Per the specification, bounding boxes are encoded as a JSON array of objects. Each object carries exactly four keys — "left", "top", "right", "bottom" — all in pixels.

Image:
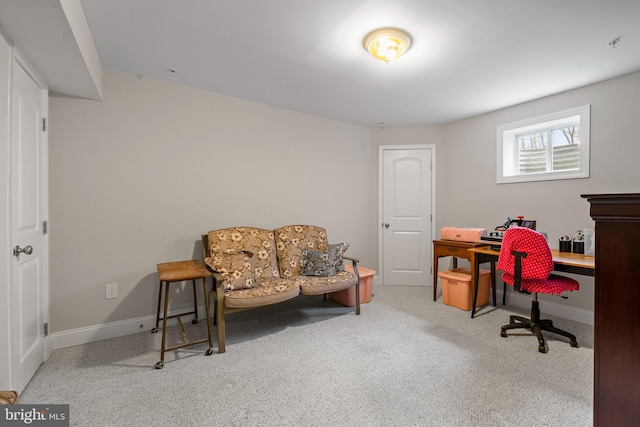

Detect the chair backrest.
[{"left": 497, "top": 227, "right": 553, "bottom": 280}]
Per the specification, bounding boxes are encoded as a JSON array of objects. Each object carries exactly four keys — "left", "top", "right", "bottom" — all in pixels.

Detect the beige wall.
[
  {"left": 49, "top": 67, "right": 640, "bottom": 334},
  {"left": 442, "top": 72, "right": 640, "bottom": 234},
  {"left": 439, "top": 71, "right": 640, "bottom": 312},
  {"left": 49, "top": 70, "right": 377, "bottom": 332},
  {"left": 370, "top": 126, "right": 447, "bottom": 234},
  {"left": 372, "top": 72, "right": 640, "bottom": 314}
]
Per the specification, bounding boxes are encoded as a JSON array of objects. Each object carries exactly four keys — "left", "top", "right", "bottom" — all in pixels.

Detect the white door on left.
[{"left": 11, "top": 59, "right": 48, "bottom": 393}]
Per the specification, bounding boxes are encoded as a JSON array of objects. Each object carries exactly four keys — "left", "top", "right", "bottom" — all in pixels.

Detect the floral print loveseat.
[{"left": 201, "top": 225, "right": 361, "bottom": 353}]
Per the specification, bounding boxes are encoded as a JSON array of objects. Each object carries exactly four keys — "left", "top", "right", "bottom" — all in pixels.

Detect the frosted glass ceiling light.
[{"left": 363, "top": 28, "right": 412, "bottom": 63}]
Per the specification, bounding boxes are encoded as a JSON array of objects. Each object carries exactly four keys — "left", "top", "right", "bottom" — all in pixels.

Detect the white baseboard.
[
  {"left": 51, "top": 286, "right": 593, "bottom": 351},
  {"left": 496, "top": 290, "right": 594, "bottom": 326},
  {"left": 51, "top": 306, "right": 209, "bottom": 350},
  {"left": 373, "top": 280, "right": 593, "bottom": 326}
]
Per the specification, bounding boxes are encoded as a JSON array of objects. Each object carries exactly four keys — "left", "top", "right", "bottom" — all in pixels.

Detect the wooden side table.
[
  {"left": 432, "top": 240, "right": 491, "bottom": 302},
  {"left": 152, "top": 260, "right": 214, "bottom": 369}
]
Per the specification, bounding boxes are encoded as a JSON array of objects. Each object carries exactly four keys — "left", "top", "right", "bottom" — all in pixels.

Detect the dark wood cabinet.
[{"left": 582, "top": 193, "right": 640, "bottom": 427}]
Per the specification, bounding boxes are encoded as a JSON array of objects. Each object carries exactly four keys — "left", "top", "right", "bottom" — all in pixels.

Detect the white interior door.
[
  {"left": 380, "top": 146, "right": 435, "bottom": 285},
  {"left": 11, "top": 58, "right": 48, "bottom": 393}
]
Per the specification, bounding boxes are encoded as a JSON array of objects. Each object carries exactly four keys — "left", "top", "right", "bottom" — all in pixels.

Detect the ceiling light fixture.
[{"left": 363, "top": 28, "right": 412, "bottom": 64}]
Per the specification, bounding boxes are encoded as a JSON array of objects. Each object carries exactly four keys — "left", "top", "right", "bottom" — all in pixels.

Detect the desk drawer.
[{"left": 435, "top": 244, "right": 473, "bottom": 260}]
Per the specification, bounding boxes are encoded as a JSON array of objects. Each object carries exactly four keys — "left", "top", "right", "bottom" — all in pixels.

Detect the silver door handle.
[{"left": 13, "top": 245, "right": 33, "bottom": 257}]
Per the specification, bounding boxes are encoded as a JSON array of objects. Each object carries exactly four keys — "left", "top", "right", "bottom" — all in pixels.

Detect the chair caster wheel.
[
  {"left": 500, "top": 330, "right": 507, "bottom": 338},
  {"left": 155, "top": 361, "right": 164, "bottom": 369},
  {"left": 192, "top": 319, "right": 198, "bottom": 324},
  {"left": 538, "top": 345, "right": 547, "bottom": 353},
  {"left": 205, "top": 348, "right": 214, "bottom": 356},
  {"left": 151, "top": 327, "right": 158, "bottom": 333},
  {"left": 570, "top": 340, "right": 578, "bottom": 348}
]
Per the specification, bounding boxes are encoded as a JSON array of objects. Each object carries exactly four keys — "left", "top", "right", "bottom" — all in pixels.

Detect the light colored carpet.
[{"left": 20, "top": 285, "right": 593, "bottom": 427}]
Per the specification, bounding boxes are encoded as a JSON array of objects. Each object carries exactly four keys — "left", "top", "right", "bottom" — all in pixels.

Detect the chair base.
[{"left": 500, "top": 300, "right": 578, "bottom": 353}]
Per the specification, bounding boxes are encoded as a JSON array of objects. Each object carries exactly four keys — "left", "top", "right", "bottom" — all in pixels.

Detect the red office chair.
[{"left": 497, "top": 227, "right": 579, "bottom": 353}]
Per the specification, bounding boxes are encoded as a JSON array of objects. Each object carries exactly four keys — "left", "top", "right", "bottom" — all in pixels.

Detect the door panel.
[
  {"left": 381, "top": 147, "right": 434, "bottom": 285},
  {"left": 391, "top": 232, "right": 421, "bottom": 270}
]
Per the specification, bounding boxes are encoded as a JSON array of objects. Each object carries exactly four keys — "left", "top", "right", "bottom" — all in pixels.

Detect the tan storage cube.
[
  {"left": 438, "top": 267, "right": 490, "bottom": 311},
  {"left": 329, "top": 265, "right": 375, "bottom": 307}
]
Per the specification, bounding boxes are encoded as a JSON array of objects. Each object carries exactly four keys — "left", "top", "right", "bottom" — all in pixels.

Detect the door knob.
[
  {"left": 13, "top": 245, "right": 33, "bottom": 257},
  {"left": 384, "top": 223, "right": 390, "bottom": 229}
]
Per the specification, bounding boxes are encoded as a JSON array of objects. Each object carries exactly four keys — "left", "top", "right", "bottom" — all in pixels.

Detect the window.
[{"left": 497, "top": 105, "right": 590, "bottom": 184}]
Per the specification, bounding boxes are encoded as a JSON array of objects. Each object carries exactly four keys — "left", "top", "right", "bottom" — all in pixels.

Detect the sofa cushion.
[
  {"left": 298, "top": 270, "right": 358, "bottom": 296},
  {"left": 205, "top": 251, "right": 255, "bottom": 291},
  {"left": 222, "top": 278, "right": 301, "bottom": 308},
  {"left": 274, "top": 225, "right": 329, "bottom": 277},
  {"left": 208, "top": 227, "right": 280, "bottom": 282}
]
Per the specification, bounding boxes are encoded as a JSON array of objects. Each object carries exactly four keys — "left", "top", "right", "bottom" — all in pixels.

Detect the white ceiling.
[
  {"left": 0, "top": 0, "right": 103, "bottom": 100},
  {"left": 3, "top": 0, "right": 640, "bottom": 127}
]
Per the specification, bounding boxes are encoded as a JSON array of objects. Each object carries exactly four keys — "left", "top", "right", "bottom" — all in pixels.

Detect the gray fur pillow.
[{"left": 299, "top": 243, "right": 349, "bottom": 276}]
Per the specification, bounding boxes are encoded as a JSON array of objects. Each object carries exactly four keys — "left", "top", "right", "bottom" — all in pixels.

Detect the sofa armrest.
[
  {"left": 202, "top": 234, "right": 228, "bottom": 296},
  {"left": 343, "top": 255, "right": 359, "bottom": 264},
  {"left": 343, "top": 256, "right": 360, "bottom": 281},
  {"left": 203, "top": 258, "right": 225, "bottom": 290},
  {"left": 203, "top": 266, "right": 228, "bottom": 353},
  {"left": 201, "top": 234, "right": 210, "bottom": 259},
  {"left": 203, "top": 266, "right": 225, "bottom": 292},
  {"left": 343, "top": 256, "right": 361, "bottom": 315}
]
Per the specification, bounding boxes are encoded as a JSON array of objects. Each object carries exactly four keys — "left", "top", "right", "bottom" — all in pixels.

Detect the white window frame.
[{"left": 497, "top": 105, "right": 590, "bottom": 184}]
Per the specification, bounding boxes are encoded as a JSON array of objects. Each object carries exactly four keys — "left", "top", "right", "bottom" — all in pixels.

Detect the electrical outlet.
[{"left": 105, "top": 283, "right": 118, "bottom": 299}]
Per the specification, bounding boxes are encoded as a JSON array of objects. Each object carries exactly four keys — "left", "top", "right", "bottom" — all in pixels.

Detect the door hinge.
[
  {"left": 43, "top": 220, "right": 48, "bottom": 235},
  {"left": 44, "top": 322, "right": 49, "bottom": 337},
  {"left": 42, "top": 118, "right": 47, "bottom": 132}
]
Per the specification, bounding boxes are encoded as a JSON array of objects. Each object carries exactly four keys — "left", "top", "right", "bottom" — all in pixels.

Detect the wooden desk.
[
  {"left": 550, "top": 250, "right": 595, "bottom": 276},
  {"left": 432, "top": 240, "right": 493, "bottom": 303},
  {"left": 468, "top": 247, "right": 594, "bottom": 318}
]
